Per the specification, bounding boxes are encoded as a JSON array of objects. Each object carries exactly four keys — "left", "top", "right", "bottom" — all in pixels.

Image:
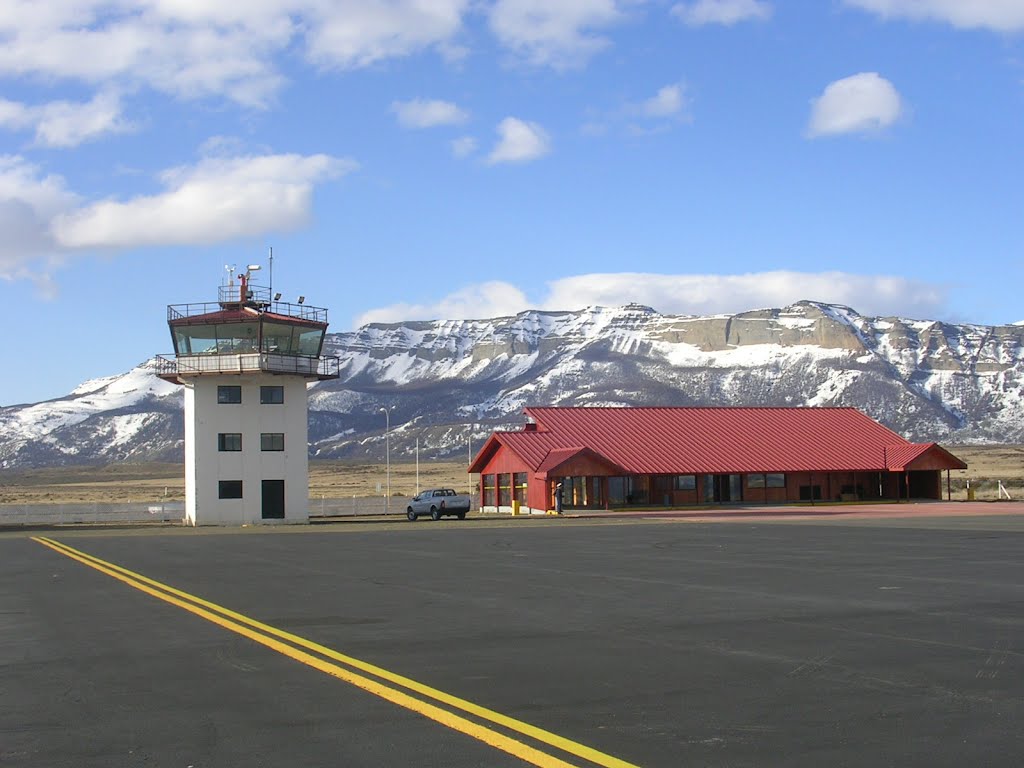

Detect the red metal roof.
[
  {"left": 169, "top": 307, "right": 325, "bottom": 328},
  {"left": 536, "top": 446, "right": 588, "bottom": 474},
  {"left": 471, "top": 407, "right": 963, "bottom": 475},
  {"left": 884, "top": 442, "right": 968, "bottom": 471},
  {"left": 534, "top": 446, "right": 629, "bottom": 475}
]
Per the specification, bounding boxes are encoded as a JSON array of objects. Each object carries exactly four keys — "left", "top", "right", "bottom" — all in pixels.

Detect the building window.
[
  {"left": 608, "top": 476, "right": 634, "bottom": 505},
  {"left": 513, "top": 472, "right": 528, "bottom": 504},
  {"left": 260, "top": 385, "right": 284, "bottom": 404},
  {"left": 749, "top": 473, "right": 786, "bottom": 489},
  {"left": 482, "top": 474, "right": 496, "bottom": 506},
  {"left": 218, "top": 480, "right": 243, "bottom": 499},
  {"left": 217, "top": 385, "right": 242, "bottom": 404},
  {"left": 673, "top": 474, "right": 696, "bottom": 491},
  {"left": 261, "top": 433, "right": 285, "bottom": 451},
  {"left": 498, "top": 474, "right": 512, "bottom": 506},
  {"left": 218, "top": 433, "right": 242, "bottom": 452}
]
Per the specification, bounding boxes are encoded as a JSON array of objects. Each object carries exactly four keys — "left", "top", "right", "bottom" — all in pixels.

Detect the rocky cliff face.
[{"left": 2, "top": 301, "right": 1021, "bottom": 468}]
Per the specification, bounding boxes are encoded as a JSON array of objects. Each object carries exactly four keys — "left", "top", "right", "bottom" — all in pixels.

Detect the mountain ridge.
[{"left": 2, "top": 300, "right": 1021, "bottom": 468}]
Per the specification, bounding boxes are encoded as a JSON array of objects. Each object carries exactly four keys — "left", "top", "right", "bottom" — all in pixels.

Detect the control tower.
[{"left": 157, "top": 265, "right": 339, "bottom": 526}]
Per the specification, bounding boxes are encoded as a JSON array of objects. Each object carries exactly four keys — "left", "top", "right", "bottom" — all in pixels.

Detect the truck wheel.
[
  {"left": 457, "top": 512, "right": 466, "bottom": 520},
  {"left": 407, "top": 508, "right": 417, "bottom": 521},
  {"left": 430, "top": 506, "right": 441, "bottom": 521}
]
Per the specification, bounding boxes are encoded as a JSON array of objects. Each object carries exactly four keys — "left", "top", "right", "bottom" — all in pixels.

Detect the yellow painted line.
[{"left": 33, "top": 537, "right": 640, "bottom": 768}]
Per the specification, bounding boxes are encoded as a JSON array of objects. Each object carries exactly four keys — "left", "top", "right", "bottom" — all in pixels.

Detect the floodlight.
[
  {"left": 297, "top": 296, "right": 305, "bottom": 304},
  {"left": 273, "top": 292, "right": 281, "bottom": 301},
  {"left": 247, "top": 264, "right": 261, "bottom": 271}
]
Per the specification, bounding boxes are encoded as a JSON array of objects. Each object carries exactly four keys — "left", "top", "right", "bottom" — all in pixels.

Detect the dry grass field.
[
  {"left": 0, "top": 447, "right": 1021, "bottom": 505},
  {"left": 0, "top": 460, "right": 471, "bottom": 505}
]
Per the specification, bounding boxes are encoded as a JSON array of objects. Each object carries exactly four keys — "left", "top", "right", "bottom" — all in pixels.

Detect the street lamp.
[
  {"left": 380, "top": 407, "right": 391, "bottom": 514},
  {"left": 467, "top": 423, "right": 475, "bottom": 495}
]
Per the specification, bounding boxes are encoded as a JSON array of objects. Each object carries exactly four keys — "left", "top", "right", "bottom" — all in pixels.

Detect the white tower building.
[{"left": 157, "top": 267, "right": 338, "bottom": 525}]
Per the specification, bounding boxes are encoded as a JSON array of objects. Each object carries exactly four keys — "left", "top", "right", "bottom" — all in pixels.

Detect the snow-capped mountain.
[{"left": 2, "top": 301, "right": 1022, "bottom": 468}]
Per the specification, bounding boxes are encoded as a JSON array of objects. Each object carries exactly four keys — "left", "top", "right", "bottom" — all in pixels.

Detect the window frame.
[
  {"left": 513, "top": 472, "right": 528, "bottom": 504},
  {"left": 749, "top": 473, "right": 786, "bottom": 489},
  {"left": 497, "top": 474, "right": 512, "bottom": 506},
  {"left": 260, "top": 433, "right": 285, "bottom": 452},
  {"left": 673, "top": 474, "right": 697, "bottom": 491},
  {"left": 217, "top": 433, "right": 242, "bottom": 452},
  {"left": 217, "top": 385, "right": 242, "bottom": 404},
  {"left": 260, "top": 385, "right": 285, "bottom": 404},
  {"left": 218, "top": 480, "right": 243, "bottom": 499},
  {"left": 482, "top": 474, "right": 496, "bottom": 506}
]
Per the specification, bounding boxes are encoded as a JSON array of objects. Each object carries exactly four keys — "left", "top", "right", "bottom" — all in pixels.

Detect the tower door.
[{"left": 262, "top": 480, "right": 285, "bottom": 519}]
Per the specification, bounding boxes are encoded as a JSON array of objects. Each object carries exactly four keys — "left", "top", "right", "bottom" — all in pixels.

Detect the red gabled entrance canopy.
[{"left": 884, "top": 443, "right": 967, "bottom": 472}]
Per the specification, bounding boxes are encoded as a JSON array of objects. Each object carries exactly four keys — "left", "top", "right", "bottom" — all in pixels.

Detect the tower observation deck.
[{"left": 156, "top": 276, "right": 339, "bottom": 381}]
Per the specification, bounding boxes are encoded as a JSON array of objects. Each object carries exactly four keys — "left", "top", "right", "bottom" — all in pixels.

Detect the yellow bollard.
[{"left": 511, "top": 500, "right": 520, "bottom": 516}]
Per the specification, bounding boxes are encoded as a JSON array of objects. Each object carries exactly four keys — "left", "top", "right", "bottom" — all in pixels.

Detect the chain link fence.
[
  {"left": 1, "top": 494, "right": 481, "bottom": 526},
  {"left": 0, "top": 502, "right": 187, "bottom": 527}
]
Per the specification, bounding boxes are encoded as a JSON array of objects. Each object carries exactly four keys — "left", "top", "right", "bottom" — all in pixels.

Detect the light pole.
[
  {"left": 380, "top": 407, "right": 391, "bottom": 514},
  {"left": 467, "top": 423, "right": 475, "bottom": 495}
]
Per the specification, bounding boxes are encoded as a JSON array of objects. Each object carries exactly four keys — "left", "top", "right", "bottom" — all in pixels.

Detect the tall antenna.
[{"left": 269, "top": 246, "right": 274, "bottom": 301}]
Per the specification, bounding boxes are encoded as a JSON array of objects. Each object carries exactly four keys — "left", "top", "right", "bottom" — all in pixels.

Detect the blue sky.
[{"left": 1, "top": 0, "right": 1023, "bottom": 406}]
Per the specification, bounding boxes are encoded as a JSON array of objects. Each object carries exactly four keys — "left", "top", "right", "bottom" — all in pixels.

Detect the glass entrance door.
[{"left": 704, "top": 474, "right": 743, "bottom": 503}]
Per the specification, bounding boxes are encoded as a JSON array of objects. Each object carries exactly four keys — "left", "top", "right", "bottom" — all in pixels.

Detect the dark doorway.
[
  {"left": 262, "top": 479, "right": 285, "bottom": 519},
  {"left": 906, "top": 471, "right": 940, "bottom": 500}
]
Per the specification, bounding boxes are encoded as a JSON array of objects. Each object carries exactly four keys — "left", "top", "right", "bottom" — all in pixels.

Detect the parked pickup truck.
[{"left": 406, "top": 488, "right": 472, "bottom": 521}]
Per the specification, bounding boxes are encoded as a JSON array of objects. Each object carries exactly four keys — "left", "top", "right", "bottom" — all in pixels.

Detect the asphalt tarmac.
[{"left": 3, "top": 512, "right": 1023, "bottom": 767}]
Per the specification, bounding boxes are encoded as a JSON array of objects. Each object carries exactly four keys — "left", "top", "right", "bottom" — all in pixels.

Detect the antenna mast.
[{"left": 269, "top": 246, "right": 274, "bottom": 302}]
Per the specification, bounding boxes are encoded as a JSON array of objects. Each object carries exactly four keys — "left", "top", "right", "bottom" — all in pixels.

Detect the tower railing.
[
  {"left": 155, "top": 353, "right": 340, "bottom": 380},
  {"left": 168, "top": 298, "right": 328, "bottom": 324}
]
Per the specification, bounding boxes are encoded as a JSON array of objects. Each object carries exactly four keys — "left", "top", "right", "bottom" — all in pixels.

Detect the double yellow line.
[{"left": 33, "top": 536, "right": 640, "bottom": 768}]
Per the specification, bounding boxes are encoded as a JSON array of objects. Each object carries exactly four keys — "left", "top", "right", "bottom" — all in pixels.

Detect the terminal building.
[
  {"left": 468, "top": 406, "right": 967, "bottom": 514},
  {"left": 157, "top": 266, "right": 338, "bottom": 525}
]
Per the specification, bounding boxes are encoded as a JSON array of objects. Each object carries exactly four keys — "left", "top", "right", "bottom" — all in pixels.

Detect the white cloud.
[
  {"left": 0, "top": 156, "right": 80, "bottom": 280},
  {"left": 451, "top": 136, "right": 478, "bottom": 158},
  {"left": 0, "top": 3, "right": 288, "bottom": 107},
  {"left": 304, "top": 1, "right": 469, "bottom": 70},
  {"left": 540, "top": 272, "right": 946, "bottom": 318},
  {"left": 486, "top": 117, "right": 551, "bottom": 164},
  {"left": 844, "top": 0, "right": 1024, "bottom": 32},
  {"left": 640, "top": 83, "right": 688, "bottom": 118},
  {"left": 489, "top": 0, "right": 630, "bottom": 69},
  {"left": 355, "top": 270, "right": 950, "bottom": 325},
  {"left": 807, "top": 72, "right": 904, "bottom": 137},
  {"left": 51, "top": 152, "right": 356, "bottom": 249},
  {"left": 391, "top": 98, "right": 469, "bottom": 128},
  {"left": 355, "top": 281, "right": 531, "bottom": 325},
  {"left": 672, "top": 0, "right": 773, "bottom": 26},
  {"left": 0, "top": 2, "right": 470, "bottom": 107},
  {"left": 0, "top": 91, "right": 133, "bottom": 148}
]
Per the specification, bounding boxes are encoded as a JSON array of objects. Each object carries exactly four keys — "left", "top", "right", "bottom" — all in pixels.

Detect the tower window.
[
  {"left": 217, "top": 385, "right": 242, "bottom": 404},
  {"left": 260, "top": 385, "right": 284, "bottom": 404},
  {"left": 261, "top": 433, "right": 285, "bottom": 451},
  {"left": 218, "top": 480, "right": 243, "bottom": 499},
  {"left": 218, "top": 433, "right": 242, "bottom": 452}
]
